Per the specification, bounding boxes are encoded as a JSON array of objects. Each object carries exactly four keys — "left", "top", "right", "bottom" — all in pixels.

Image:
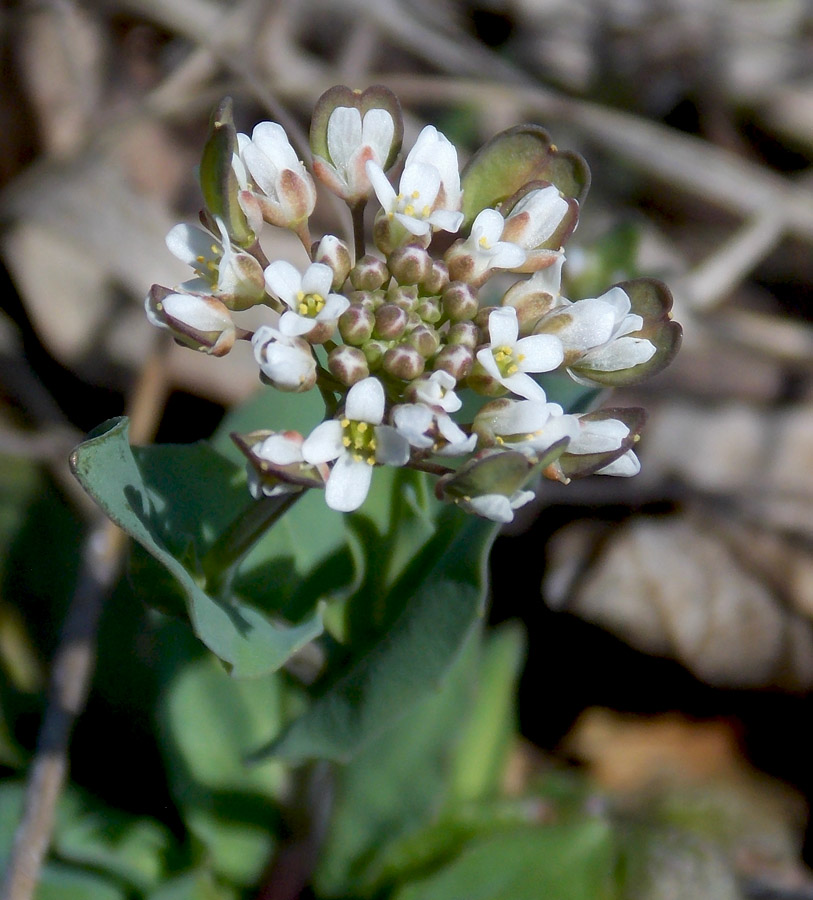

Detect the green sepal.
[
  {"left": 199, "top": 97, "right": 254, "bottom": 248},
  {"left": 461, "top": 125, "right": 590, "bottom": 230},
  {"left": 310, "top": 84, "right": 403, "bottom": 170},
  {"left": 568, "top": 278, "right": 682, "bottom": 387}
]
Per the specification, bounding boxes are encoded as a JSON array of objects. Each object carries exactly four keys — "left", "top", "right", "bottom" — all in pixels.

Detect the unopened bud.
[
  {"left": 374, "top": 303, "right": 408, "bottom": 340},
  {"left": 388, "top": 244, "right": 432, "bottom": 285},
  {"left": 474, "top": 306, "right": 499, "bottom": 331},
  {"left": 146, "top": 286, "right": 236, "bottom": 356},
  {"left": 383, "top": 344, "right": 425, "bottom": 381},
  {"left": 424, "top": 260, "right": 449, "bottom": 294},
  {"left": 415, "top": 296, "right": 442, "bottom": 324},
  {"left": 406, "top": 324, "right": 441, "bottom": 357},
  {"left": 313, "top": 234, "right": 352, "bottom": 290},
  {"left": 346, "top": 289, "right": 384, "bottom": 310},
  {"left": 350, "top": 254, "right": 389, "bottom": 291},
  {"left": 374, "top": 212, "right": 430, "bottom": 256},
  {"left": 386, "top": 283, "right": 419, "bottom": 310},
  {"left": 432, "top": 344, "right": 474, "bottom": 382},
  {"left": 466, "top": 357, "right": 508, "bottom": 397},
  {"left": 339, "top": 304, "right": 375, "bottom": 345},
  {"left": 363, "top": 339, "right": 389, "bottom": 370},
  {"left": 328, "top": 345, "right": 370, "bottom": 386},
  {"left": 447, "top": 321, "right": 480, "bottom": 349},
  {"left": 442, "top": 282, "right": 478, "bottom": 322}
]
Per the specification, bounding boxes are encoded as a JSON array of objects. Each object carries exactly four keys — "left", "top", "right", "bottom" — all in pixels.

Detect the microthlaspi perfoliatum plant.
[{"left": 71, "top": 84, "right": 680, "bottom": 767}]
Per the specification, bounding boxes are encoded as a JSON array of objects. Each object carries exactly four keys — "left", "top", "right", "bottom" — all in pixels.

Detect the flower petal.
[
  {"left": 327, "top": 107, "right": 362, "bottom": 170},
  {"left": 366, "top": 161, "right": 397, "bottom": 210},
  {"left": 301, "top": 262, "right": 334, "bottom": 298},
  {"left": 264, "top": 260, "right": 302, "bottom": 308},
  {"left": 578, "top": 337, "right": 656, "bottom": 372},
  {"left": 502, "top": 371, "right": 548, "bottom": 402},
  {"left": 487, "top": 307, "right": 520, "bottom": 346},
  {"left": 374, "top": 425, "right": 411, "bottom": 465},
  {"left": 515, "top": 334, "right": 563, "bottom": 372},
  {"left": 361, "top": 108, "right": 395, "bottom": 162},
  {"left": 345, "top": 376, "right": 385, "bottom": 424},
  {"left": 325, "top": 453, "right": 374, "bottom": 512},
  {"left": 302, "top": 420, "right": 344, "bottom": 464}
]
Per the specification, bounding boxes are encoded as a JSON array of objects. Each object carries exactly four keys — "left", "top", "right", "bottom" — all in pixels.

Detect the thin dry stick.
[{"left": 0, "top": 338, "right": 171, "bottom": 900}]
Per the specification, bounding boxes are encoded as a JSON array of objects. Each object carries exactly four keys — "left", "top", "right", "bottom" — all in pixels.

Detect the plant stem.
[
  {"left": 350, "top": 200, "right": 367, "bottom": 262},
  {"left": 201, "top": 491, "right": 302, "bottom": 596}
]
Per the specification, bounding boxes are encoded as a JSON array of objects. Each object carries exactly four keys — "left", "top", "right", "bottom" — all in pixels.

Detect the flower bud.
[
  {"left": 388, "top": 244, "right": 432, "bottom": 285},
  {"left": 374, "top": 211, "right": 430, "bottom": 256},
  {"left": 447, "top": 321, "right": 480, "bottom": 349},
  {"left": 339, "top": 304, "right": 375, "bottom": 345},
  {"left": 146, "top": 286, "right": 236, "bottom": 356},
  {"left": 406, "top": 324, "right": 441, "bottom": 358},
  {"left": 374, "top": 303, "right": 409, "bottom": 340},
  {"left": 415, "top": 297, "right": 442, "bottom": 324},
  {"left": 474, "top": 305, "right": 499, "bottom": 331},
  {"left": 350, "top": 254, "right": 389, "bottom": 291},
  {"left": 313, "top": 234, "right": 352, "bottom": 290},
  {"left": 432, "top": 344, "right": 474, "bottom": 382},
  {"left": 466, "top": 357, "right": 508, "bottom": 397},
  {"left": 423, "top": 260, "right": 449, "bottom": 295},
  {"left": 442, "top": 282, "right": 478, "bottom": 322},
  {"left": 328, "top": 344, "right": 370, "bottom": 386},
  {"left": 383, "top": 345, "right": 425, "bottom": 381},
  {"left": 346, "top": 289, "right": 384, "bottom": 310},
  {"left": 362, "top": 339, "right": 389, "bottom": 370},
  {"left": 386, "top": 283, "right": 419, "bottom": 310},
  {"left": 252, "top": 325, "right": 317, "bottom": 392}
]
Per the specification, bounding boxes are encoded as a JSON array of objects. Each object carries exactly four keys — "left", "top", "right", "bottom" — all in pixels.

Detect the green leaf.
[
  {"left": 157, "top": 632, "right": 287, "bottom": 886},
  {"left": 392, "top": 822, "right": 617, "bottom": 900},
  {"left": 147, "top": 872, "right": 238, "bottom": 900},
  {"left": 449, "top": 622, "right": 525, "bottom": 804},
  {"left": 35, "top": 865, "right": 127, "bottom": 900},
  {"left": 70, "top": 417, "right": 323, "bottom": 677},
  {"left": 254, "top": 511, "right": 499, "bottom": 764},
  {"left": 461, "top": 126, "right": 590, "bottom": 229},
  {"left": 315, "top": 635, "right": 480, "bottom": 896},
  {"left": 54, "top": 803, "right": 172, "bottom": 893}
]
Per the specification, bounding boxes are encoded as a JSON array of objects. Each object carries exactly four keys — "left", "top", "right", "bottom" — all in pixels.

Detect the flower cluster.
[{"left": 146, "top": 87, "right": 681, "bottom": 521}]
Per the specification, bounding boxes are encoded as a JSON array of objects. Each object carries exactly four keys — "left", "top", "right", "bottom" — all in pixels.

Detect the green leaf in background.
[
  {"left": 147, "top": 871, "right": 238, "bottom": 900},
  {"left": 391, "top": 822, "right": 617, "bottom": 900},
  {"left": 255, "top": 511, "right": 499, "bottom": 764},
  {"left": 70, "top": 417, "right": 323, "bottom": 677},
  {"left": 314, "top": 635, "right": 480, "bottom": 896},
  {"left": 156, "top": 623, "right": 288, "bottom": 886},
  {"left": 449, "top": 622, "right": 525, "bottom": 805}
]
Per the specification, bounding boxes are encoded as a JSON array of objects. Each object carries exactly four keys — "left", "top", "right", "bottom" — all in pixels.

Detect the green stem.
[
  {"left": 201, "top": 492, "right": 302, "bottom": 597},
  {"left": 350, "top": 201, "right": 367, "bottom": 262}
]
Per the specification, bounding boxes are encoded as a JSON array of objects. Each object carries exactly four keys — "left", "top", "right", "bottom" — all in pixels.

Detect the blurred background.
[{"left": 2, "top": 0, "right": 813, "bottom": 897}]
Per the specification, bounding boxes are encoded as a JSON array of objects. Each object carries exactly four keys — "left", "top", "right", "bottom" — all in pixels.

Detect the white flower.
[
  {"left": 501, "top": 185, "right": 570, "bottom": 249},
  {"left": 445, "top": 208, "right": 526, "bottom": 284},
  {"left": 500, "top": 186, "right": 572, "bottom": 272},
  {"left": 405, "top": 125, "right": 462, "bottom": 212},
  {"left": 393, "top": 403, "right": 476, "bottom": 456},
  {"left": 264, "top": 261, "right": 350, "bottom": 339},
  {"left": 313, "top": 106, "right": 395, "bottom": 202},
  {"left": 252, "top": 324, "right": 317, "bottom": 391},
  {"left": 146, "top": 288, "right": 235, "bottom": 356},
  {"left": 238, "top": 122, "right": 317, "bottom": 229},
  {"left": 165, "top": 220, "right": 265, "bottom": 309},
  {"left": 460, "top": 490, "right": 536, "bottom": 523},
  {"left": 302, "top": 377, "right": 410, "bottom": 512},
  {"left": 247, "top": 433, "right": 307, "bottom": 499},
  {"left": 410, "top": 371, "right": 463, "bottom": 413},
  {"left": 475, "top": 399, "right": 579, "bottom": 459},
  {"left": 562, "top": 286, "right": 655, "bottom": 375},
  {"left": 366, "top": 125, "right": 463, "bottom": 236},
  {"left": 476, "top": 307, "right": 564, "bottom": 401},
  {"left": 568, "top": 416, "right": 641, "bottom": 477}
]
